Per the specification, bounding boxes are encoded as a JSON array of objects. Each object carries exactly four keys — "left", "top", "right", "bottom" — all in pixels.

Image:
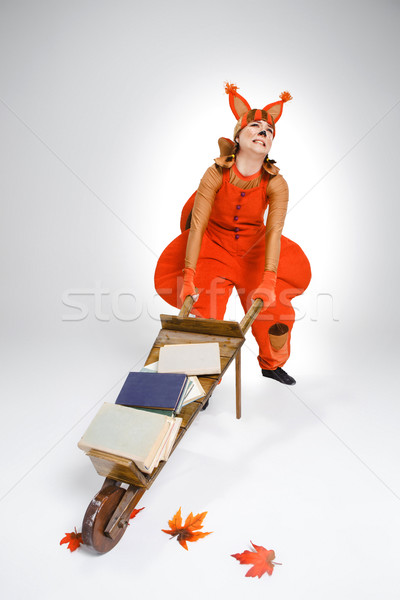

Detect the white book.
[
  {"left": 158, "top": 342, "right": 221, "bottom": 376},
  {"left": 78, "top": 402, "right": 182, "bottom": 474}
]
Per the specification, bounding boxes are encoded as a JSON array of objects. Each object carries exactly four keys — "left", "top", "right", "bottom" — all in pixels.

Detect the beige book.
[
  {"left": 78, "top": 402, "right": 182, "bottom": 474},
  {"left": 182, "top": 376, "right": 206, "bottom": 405},
  {"left": 158, "top": 342, "right": 221, "bottom": 375}
]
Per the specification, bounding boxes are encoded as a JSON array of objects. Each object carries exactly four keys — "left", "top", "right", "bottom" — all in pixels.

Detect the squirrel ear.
[
  {"left": 218, "top": 137, "right": 235, "bottom": 157},
  {"left": 263, "top": 100, "right": 283, "bottom": 122},
  {"left": 263, "top": 91, "right": 292, "bottom": 123},
  {"left": 225, "top": 82, "right": 251, "bottom": 120}
]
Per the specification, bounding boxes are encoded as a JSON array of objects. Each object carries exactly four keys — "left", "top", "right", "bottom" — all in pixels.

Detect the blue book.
[{"left": 115, "top": 372, "right": 188, "bottom": 413}]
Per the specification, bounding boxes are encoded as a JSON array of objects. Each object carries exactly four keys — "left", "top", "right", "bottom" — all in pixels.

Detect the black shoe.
[{"left": 261, "top": 367, "right": 296, "bottom": 385}]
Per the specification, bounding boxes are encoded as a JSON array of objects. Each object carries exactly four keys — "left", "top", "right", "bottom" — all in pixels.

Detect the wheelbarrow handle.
[
  {"left": 179, "top": 295, "right": 263, "bottom": 333},
  {"left": 240, "top": 298, "right": 264, "bottom": 335},
  {"left": 179, "top": 295, "right": 195, "bottom": 317}
]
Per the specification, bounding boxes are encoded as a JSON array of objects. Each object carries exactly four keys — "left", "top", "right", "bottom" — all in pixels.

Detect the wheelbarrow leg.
[
  {"left": 235, "top": 299, "right": 263, "bottom": 418},
  {"left": 235, "top": 348, "right": 241, "bottom": 419}
]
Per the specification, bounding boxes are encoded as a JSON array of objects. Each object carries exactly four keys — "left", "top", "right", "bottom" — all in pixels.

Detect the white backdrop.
[{"left": 1, "top": 1, "right": 399, "bottom": 598}]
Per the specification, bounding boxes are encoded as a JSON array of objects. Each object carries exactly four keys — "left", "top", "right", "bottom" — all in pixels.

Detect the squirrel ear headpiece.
[{"left": 225, "top": 82, "right": 292, "bottom": 140}]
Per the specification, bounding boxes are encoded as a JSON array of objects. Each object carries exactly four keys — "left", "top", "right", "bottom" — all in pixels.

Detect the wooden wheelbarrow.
[{"left": 81, "top": 297, "right": 263, "bottom": 553}]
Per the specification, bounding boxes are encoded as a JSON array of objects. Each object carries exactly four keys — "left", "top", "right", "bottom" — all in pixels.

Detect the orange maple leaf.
[
  {"left": 129, "top": 506, "right": 145, "bottom": 520},
  {"left": 60, "top": 528, "right": 83, "bottom": 552},
  {"left": 231, "top": 541, "right": 281, "bottom": 578},
  {"left": 162, "top": 507, "right": 212, "bottom": 550}
]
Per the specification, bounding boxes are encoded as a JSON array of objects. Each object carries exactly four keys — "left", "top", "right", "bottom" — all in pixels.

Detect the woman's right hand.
[
  {"left": 179, "top": 267, "right": 199, "bottom": 303},
  {"left": 252, "top": 270, "right": 277, "bottom": 309}
]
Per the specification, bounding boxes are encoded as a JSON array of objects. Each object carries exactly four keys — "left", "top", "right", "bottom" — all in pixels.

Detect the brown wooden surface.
[
  {"left": 82, "top": 484, "right": 126, "bottom": 553},
  {"left": 145, "top": 331, "right": 243, "bottom": 380},
  {"left": 219, "top": 354, "right": 236, "bottom": 373},
  {"left": 240, "top": 298, "right": 263, "bottom": 334},
  {"left": 144, "top": 346, "right": 239, "bottom": 373},
  {"left": 144, "top": 345, "right": 161, "bottom": 366},
  {"left": 197, "top": 376, "right": 220, "bottom": 396},
  {"left": 104, "top": 485, "right": 146, "bottom": 539},
  {"left": 161, "top": 314, "right": 244, "bottom": 338},
  {"left": 235, "top": 348, "right": 241, "bottom": 419},
  {"left": 153, "top": 329, "right": 243, "bottom": 357},
  {"left": 87, "top": 449, "right": 150, "bottom": 488},
  {"left": 100, "top": 477, "right": 121, "bottom": 491},
  {"left": 179, "top": 296, "right": 194, "bottom": 317},
  {"left": 177, "top": 401, "right": 202, "bottom": 429}
]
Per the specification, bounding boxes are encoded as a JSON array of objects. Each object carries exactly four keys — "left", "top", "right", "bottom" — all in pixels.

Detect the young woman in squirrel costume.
[{"left": 154, "top": 83, "right": 311, "bottom": 385}]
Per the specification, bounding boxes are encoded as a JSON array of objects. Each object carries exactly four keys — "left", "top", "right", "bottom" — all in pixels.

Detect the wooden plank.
[
  {"left": 240, "top": 299, "right": 263, "bottom": 334},
  {"left": 155, "top": 328, "right": 243, "bottom": 346},
  {"left": 152, "top": 329, "right": 243, "bottom": 358},
  {"left": 220, "top": 354, "right": 235, "bottom": 372},
  {"left": 179, "top": 296, "right": 194, "bottom": 317},
  {"left": 235, "top": 349, "right": 241, "bottom": 419},
  {"left": 177, "top": 401, "right": 202, "bottom": 429},
  {"left": 161, "top": 314, "right": 244, "bottom": 338},
  {"left": 144, "top": 346, "right": 160, "bottom": 366},
  {"left": 197, "top": 376, "right": 220, "bottom": 395},
  {"left": 104, "top": 485, "right": 146, "bottom": 539},
  {"left": 87, "top": 449, "right": 150, "bottom": 488},
  {"left": 144, "top": 320, "right": 244, "bottom": 370},
  {"left": 144, "top": 339, "right": 243, "bottom": 380}
]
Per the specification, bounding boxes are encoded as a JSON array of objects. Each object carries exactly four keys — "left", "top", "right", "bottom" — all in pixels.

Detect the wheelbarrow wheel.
[{"left": 82, "top": 483, "right": 127, "bottom": 553}]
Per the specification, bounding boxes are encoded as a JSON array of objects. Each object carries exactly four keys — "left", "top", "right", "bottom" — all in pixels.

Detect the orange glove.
[
  {"left": 179, "top": 267, "right": 198, "bottom": 303},
  {"left": 252, "top": 270, "right": 277, "bottom": 309}
]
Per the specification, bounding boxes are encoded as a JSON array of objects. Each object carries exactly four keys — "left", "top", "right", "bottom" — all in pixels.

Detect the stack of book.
[
  {"left": 77, "top": 402, "right": 181, "bottom": 474},
  {"left": 78, "top": 342, "right": 220, "bottom": 475},
  {"left": 140, "top": 361, "right": 206, "bottom": 410}
]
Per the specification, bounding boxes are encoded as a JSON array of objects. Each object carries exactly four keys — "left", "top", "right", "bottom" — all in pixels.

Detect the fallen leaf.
[
  {"left": 231, "top": 541, "right": 281, "bottom": 578},
  {"left": 60, "top": 528, "right": 83, "bottom": 552},
  {"left": 162, "top": 507, "right": 212, "bottom": 550},
  {"left": 129, "top": 506, "right": 145, "bottom": 520}
]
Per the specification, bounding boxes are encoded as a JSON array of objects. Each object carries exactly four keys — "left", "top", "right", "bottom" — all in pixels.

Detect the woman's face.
[{"left": 236, "top": 120, "right": 273, "bottom": 157}]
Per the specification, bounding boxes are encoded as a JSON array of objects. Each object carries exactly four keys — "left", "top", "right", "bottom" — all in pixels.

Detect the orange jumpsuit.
[{"left": 155, "top": 160, "right": 311, "bottom": 370}]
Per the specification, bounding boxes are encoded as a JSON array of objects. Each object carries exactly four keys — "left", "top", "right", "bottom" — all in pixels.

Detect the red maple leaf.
[
  {"left": 60, "top": 528, "right": 83, "bottom": 552},
  {"left": 129, "top": 506, "right": 145, "bottom": 520},
  {"left": 162, "top": 507, "right": 212, "bottom": 550},
  {"left": 231, "top": 541, "right": 281, "bottom": 578}
]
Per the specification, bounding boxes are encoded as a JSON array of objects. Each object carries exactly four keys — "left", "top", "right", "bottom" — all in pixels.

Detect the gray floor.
[{"left": 2, "top": 334, "right": 399, "bottom": 599}]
